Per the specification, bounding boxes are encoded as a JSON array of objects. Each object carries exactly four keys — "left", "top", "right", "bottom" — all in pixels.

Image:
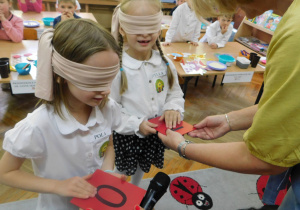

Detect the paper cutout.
[
  {"left": 148, "top": 116, "right": 195, "bottom": 135},
  {"left": 71, "top": 170, "right": 146, "bottom": 210}
]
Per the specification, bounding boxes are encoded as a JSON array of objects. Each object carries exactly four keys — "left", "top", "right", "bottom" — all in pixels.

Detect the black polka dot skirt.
[{"left": 113, "top": 131, "right": 165, "bottom": 176}]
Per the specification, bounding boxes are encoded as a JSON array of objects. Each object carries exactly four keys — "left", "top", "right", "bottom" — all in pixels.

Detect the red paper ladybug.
[
  {"left": 256, "top": 175, "right": 290, "bottom": 206},
  {"left": 170, "top": 176, "right": 213, "bottom": 209}
]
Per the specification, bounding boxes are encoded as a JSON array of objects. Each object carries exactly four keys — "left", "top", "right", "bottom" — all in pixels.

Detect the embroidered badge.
[
  {"left": 155, "top": 79, "right": 164, "bottom": 93},
  {"left": 99, "top": 141, "right": 109, "bottom": 158}
]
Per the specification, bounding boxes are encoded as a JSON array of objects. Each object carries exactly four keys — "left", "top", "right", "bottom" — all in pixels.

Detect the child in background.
[
  {"left": 110, "top": 0, "right": 185, "bottom": 186},
  {"left": 18, "top": 0, "right": 42, "bottom": 13},
  {"left": 56, "top": 0, "right": 81, "bottom": 13},
  {"left": 0, "top": 19, "right": 123, "bottom": 210},
  {"left": 169, "top": 0, "right": 185, "bottom": 16},
  {"left": 199, "top": 14, "right": 234, "bottom": 49},
  {"left": 0, "top": 0, "right": 23, "bottom": 42},
  {"left": 163, "top": 0, "right": 203, "bottom": 46},
  {"left": 53, "top": 0, "right": 80, "bottom": 28}
]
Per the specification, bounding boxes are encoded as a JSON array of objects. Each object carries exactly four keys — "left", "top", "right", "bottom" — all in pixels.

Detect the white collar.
[
  {"left": 54, "top": 104, "right": 104, "bottom": 135},
  {"left": 122, "top": 50, "right": 162, "bottom": 69}
]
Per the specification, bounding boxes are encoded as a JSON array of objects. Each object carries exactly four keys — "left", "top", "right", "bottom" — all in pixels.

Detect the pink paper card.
[
  {"left": 148, "top": 116, "right": 195, "bottom": 135},
  {"left": 71, "top": 170, "right": 146, "bottom": 210}
]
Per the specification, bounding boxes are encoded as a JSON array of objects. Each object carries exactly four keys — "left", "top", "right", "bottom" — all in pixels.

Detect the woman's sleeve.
[
  {"left": 162, "top": 57, "right": 185, "bottom": 118},
  {"left": 2, "top": 17, "right": 24, "bottom": 42}
]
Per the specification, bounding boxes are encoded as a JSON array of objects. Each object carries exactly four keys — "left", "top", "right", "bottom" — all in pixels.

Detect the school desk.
[
  {"left": 161, "top": 42, "right": 265, "bottom": 103},
  {"left": 0, "top": 40, "right": 38, "bottom": 86},
  {"left": 41, "top": 0, "right": 175, "bottom": 12},
  {"left": 12, "top": 10, "right": 97, "bottom": 40}
]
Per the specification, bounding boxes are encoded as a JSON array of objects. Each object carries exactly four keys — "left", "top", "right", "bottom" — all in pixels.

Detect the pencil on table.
[{"left": 22, "top": 64, "right": 30, "bottom": 69}]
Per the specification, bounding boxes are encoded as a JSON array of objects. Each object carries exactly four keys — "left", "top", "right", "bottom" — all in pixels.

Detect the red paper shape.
[
  {"left": 148, "top": 116, "right": 195, "bottom": 135},
  {"left": 71, "top": 170, "right": 146, "bottom": 210}
]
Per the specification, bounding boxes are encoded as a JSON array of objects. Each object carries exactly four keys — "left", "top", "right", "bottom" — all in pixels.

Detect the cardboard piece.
[
  {"left": 71, "top": 170, "right": 146, "bottom": 210},
  {"left": 148, "top": 116, "right": 195, "bottom": 135}
]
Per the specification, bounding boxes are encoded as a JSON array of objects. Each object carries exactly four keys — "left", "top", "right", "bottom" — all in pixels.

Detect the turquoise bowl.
[
  {"left": 42, "top": 17, "right": 55, "bottom": 26},
  {"left": 218, "top": 54, "right": 235, "bottom": 66},
  {"left": 15, "top": 63, "right": 31, "bottom": 75}
]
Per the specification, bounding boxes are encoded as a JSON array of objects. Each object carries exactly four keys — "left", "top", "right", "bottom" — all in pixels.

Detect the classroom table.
[
  {"left": 0, "top": 40, "right": 39, "bottom": 84},
  {"left": 42, "top": 0, "right": 175, "bottom": 12},
  {"left": 13, "top": 10, "right": 97, "bottom": 40},
  {"left": 161, "top": 42, "right": 265, "bottom": 102},
  {"left": 13, "top": 10, "right": 97, "bottom": 25}
]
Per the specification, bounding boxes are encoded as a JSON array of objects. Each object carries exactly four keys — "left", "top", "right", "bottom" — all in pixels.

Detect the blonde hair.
[
  {"left": 118, "top": 0, "right": 174, "bottom": 94},
  {"left": 37, "top": 19, "right": 119, "bottom": 118},
  {"left": 191, "top": 0, "right": 248, "bottom": 18},
  {"left": 58, "top": 0, "right": 76, "bottom": 6}
]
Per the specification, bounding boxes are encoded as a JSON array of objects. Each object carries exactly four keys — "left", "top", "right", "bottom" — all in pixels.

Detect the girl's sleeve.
[
  {"left": 110, "top": 72, "right": 145, "bottom": 136},
  {"left": 18, "top": 0, "right": 28, "bottom": 12},
  {"left": 3, "top": 119, "right": 46, "bottom": 159},
  {"left": 2, "top": 17, "right": 24, "bottom": 42},
  {"left": 192, "top": 20, "right": 202, "bottom": 42},
  {"left": 165, "top": 7, "right": 181, "bottom": 43},
  {"left": 162, "top": 57, "right": 185, "bottom": 118},
  {"left": 33, "top": 0, "right": 43, "bottom": 13}
]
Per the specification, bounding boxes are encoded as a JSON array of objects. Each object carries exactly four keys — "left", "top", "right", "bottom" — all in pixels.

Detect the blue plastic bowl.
[
  {"left": 42, "top": 17, "right": 55, "bottom": 26},
  {"left": 15, "top": 63, "right": 31, "bottom": 75},
  {"left": 218, "top": 54, "right": 235, "bottom": 66}
]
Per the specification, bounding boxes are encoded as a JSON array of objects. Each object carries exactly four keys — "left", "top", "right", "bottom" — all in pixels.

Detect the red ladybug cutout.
[
  {"left": 256, "top": 175, "right": 290, "bottom": 206},
  {"left": 170, "top": 176, "right": 213, "bottom": 209}
]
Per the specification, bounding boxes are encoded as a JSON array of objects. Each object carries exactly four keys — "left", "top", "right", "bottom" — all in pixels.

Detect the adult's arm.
[
  {"left": 159, "top": 130, "right": 288, "bottom": 175},
  {"left": 189, "top": 105, "right": 258, "bottom": 139}
]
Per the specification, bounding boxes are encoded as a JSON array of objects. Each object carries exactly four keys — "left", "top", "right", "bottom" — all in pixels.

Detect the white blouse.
[
  {"left": 165, "top": 3, "right": 202, "bottom": 43},
  {"left": 199, "top": 20, "right": 233, "bottom": 48},
  {"left": 3, "top": 100, "right": 121, "bottom": 210},
  {"left": 110, "top": 50, "right": 185, "bottom": 137}
]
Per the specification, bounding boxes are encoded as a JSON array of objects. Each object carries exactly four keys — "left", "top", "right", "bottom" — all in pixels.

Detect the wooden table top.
[
  {"left": 42, "top": 0, "right": 176, "bottom": 9},
  {"left": 161, "top": 42, "right": 265, "bottom": 77},
  {"left": 13, "top": 10, "right": 97, "bottom": 29},
  {"left": 0, "top": 40, "right": 38, "bottom": 83}
]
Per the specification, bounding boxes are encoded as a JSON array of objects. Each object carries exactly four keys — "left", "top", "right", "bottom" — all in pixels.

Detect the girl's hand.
[
  {"left": 30, "top": 0, "right": 37, "bottom": 3},
  {"left": 188, "top": 115, "right": 230, "bottom": 140},
  {"left": 158, "top": 129, "right": 185, "bottom": 150},
  {"left": 139, "top": 120, "right": 158, "bottom": 136},
  {"left": 162, "top": 42, "right": 171, "bottom": 46},
  {"left": 160, "top": 110, "right": 181, "bottom": 129},
  {"left": 53, "top": 174, "right": 97, "bottom": 199},
  {"left": 20, "top": 0, "right": 26, "bottom": 4},
  {"left": 209, "top": 43, "right": 218, "bottom": 49},
  {"left": 0, "top": 11, "right": 6, "bottom": 21},
  {"left": 190, "top": 41, "right": 199, "bottom": 46}
]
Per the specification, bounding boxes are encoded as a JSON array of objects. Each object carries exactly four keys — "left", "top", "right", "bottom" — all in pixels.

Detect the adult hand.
[
  {"left": 162, "top": 42, "right": 171, "bottom": 46},
  {"left": 221, "top": 25, "right": 228, "bottom": 34},
  {"left": 52, "top": 174, "right": 96, "bottom": 199},
  {"left": 158, "top": 129, "right": 185, "bottom": 151},
  {"left": 20, "top": 0, "right": 26, "bottom": 4},
  {"left": 209, "top": 43, "right": 218, "bottom": 49},
  {"left": 188, "top": 114, "right": 231, "bottom": 140},
  {"left": 159, "top": 110, "right": 181, "bottom": 128},
  {"left": 139, "top": 120, "right": 158, "bottom": 136},
  {"left": 190, "top": 41, "right": 199, "bottom": 46},
  {"left": 31, "top": 0, "right": 37, "bottom": 3}
]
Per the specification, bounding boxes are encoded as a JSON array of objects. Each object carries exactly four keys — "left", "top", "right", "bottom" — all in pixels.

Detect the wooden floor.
[{"left": 0, "top": 73, "right": 264, "bottom": 204}]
